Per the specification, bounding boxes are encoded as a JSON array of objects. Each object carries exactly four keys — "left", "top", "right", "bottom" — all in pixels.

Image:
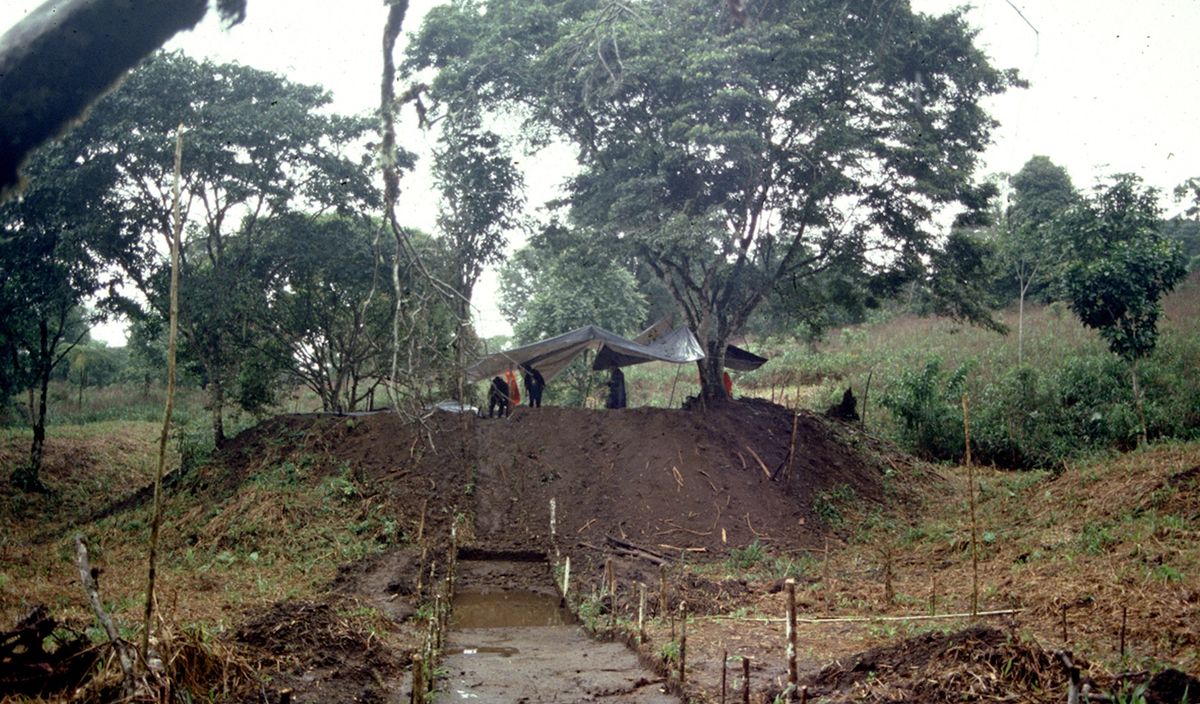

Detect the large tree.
[
  {"left": 259, "top": 214, "right": 397, "bottom": 413},
  {"left": 80, "top": 51, "right": 379, "bottom": 444},
  {"left": 1057, "top": 174, "right": 1187, "bottom": 445},
  {"left": 432, "top": 124, "right": 524, "bottom": 393},
  {"left": 0, "top": 132, "right": 131, "bottom": 489},
  {"left": 406, "top": 0, "right": 1020, "bottom": 398}
]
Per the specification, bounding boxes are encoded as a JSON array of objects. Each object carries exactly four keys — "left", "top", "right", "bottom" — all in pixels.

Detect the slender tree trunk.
[
  {"left": 1131, "top": 360, "right": 1147, "bottom": 447},
  {"left": 209, "top": 379, "right": 225, "bottom": 446},
  {"left": 1017, "top": 282, "right": 1026, "bottom": 366},
  {"left": 27, "top": 322, "right": 51, "bottom": 486}
]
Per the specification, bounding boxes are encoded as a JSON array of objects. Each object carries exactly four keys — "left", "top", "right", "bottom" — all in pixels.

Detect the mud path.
[{"left": 437, "top": 560, "right": 677, "bottom": 703}]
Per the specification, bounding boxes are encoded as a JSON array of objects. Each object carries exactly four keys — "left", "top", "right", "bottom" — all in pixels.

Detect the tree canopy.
[{"left": 407, "top": 0, "right": 1021, "bottom": 397}]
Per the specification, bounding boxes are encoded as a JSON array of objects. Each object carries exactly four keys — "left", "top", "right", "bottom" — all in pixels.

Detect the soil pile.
[
  {"left": 801, "top": 625, "right": 1069, "bottom": 703},
  {"left": 218, "top": 398, "right": 928, "bottom": 558}
]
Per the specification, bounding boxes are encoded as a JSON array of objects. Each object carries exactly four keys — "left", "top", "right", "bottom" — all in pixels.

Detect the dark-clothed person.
[
  {"left": 488, "top": 376, "right": 511, "bottom": 417},
  {"left": 605, "top": 367, "right": 627, "bottom": 409},
  {"left": 523, "top": 364, "right": 546, "bottom": 408}
]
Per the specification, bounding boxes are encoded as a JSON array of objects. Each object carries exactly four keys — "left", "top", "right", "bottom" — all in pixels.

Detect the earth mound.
[{"left": 216, "top": 398, "right": 930, "bottom": 558}]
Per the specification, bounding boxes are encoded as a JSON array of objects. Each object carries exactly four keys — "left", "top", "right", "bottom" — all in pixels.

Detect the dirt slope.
[{"left": 232, "top": 398, "right": 928, "bottom": 559}]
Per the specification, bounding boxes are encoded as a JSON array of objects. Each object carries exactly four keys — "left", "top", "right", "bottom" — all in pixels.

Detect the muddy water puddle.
[
  {"left": 451, "top": 588, "right": 572, "bottom": 629},
  {"left": 437, "top": 560, "right": 676, "bottom": 702}
]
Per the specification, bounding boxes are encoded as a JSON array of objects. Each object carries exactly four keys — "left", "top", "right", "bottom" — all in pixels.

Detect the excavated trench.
[{"left": 436, "top": 556, "right": 677, "bottom": 703}]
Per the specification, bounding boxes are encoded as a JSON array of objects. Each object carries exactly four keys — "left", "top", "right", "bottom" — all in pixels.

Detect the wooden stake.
[
  {"left": 799, "top": 685, "right": 808, "bottom": 703},
  {"left": 962, "top": 392, "right": 972, "bottom": 467},
  {"left": 883, "top": 545, "right": 894, "bottom": 607},
  {"left": 720, "top": 649, "right": 727, "bottom": 704},
  {"left": 784, "top": 410, "right": 799, "bottom": 481},
  {"left": 678, "top": 602, "right": 687, "bottom": 684},
  {"left": 606, "top": 556, "right": 616, "bottom": 630},
  {"left": 562, "top": 556, "right": 571, "bottom": 603},
  {"left": 417, "top": 498, "right": 427, "bottom": 542},
  {"left": 929, "top": 574, "right": 937, "bottom": 616},
  {"left": 410, "top": 654, "right": 425, "bottom": 704},
  {"left": 742, "top": 657, "right": 751, "bottom": 704},
  {"left": 822, "top": 537, "right": 832, "bottom": 614},
  {"left": 1061, "top": 605, "right": 1069, "bottom": 643},
  {"left": 142, "top": 123, "right": 186, "bottom": 670},
  {"left": 659, "top": 563, "right": 668, "bottom": 617},
  {"left": 967, "top": 445, "right": 979, "bottom": 617},
  {"left": 637, "top": 582, "right": 646, "bottom": 644},
  {"left": 786, "top": 578, "right": 798, "bottom": 698},
  {"left": 550, "top": 497, "right": 557, "bottom": 538},
  {"left": 278, "top": 690, "right": 293, "bottom": 704}
]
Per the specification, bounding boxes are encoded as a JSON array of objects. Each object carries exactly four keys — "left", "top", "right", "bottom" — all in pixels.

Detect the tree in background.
[
  {"left": 0, "top": 134, "right": 131, "bottom": 489},
  {"left": 1057, "top": 174, "right": 1187, "bottom": 445},
  {"left": 259, "top": 214, "right": 398, "bottom": 413},
  {"left": 499, "top": 223, "right": 648, "bottom": 404},
  {"left": 1169, "top": 177, "right": 1200, "bottom": 271},
  {"left": 431, "top": 123, "right": 524, "bottom": 395},
  {"left": 81, "top": 51, "right": 379, "bottom": 445},
  {"left": 1002, "top": 156, "right": 1078, "bottom": 363},
  {"left": 407, "top": 0, "right": 1020, "bottom": 399}
]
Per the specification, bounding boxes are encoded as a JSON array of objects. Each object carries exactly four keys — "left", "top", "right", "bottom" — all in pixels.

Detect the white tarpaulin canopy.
[{"left": 466, "top": 324, "right": 705, "bottom": 383}]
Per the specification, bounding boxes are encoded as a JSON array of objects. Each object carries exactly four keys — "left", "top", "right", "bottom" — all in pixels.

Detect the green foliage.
[
  {"left": 1058, "top": 175, "right": 1187, "bottom": 364},
  {"left": 408, "top": 0, "right": 1021, "bottom": 398},
  {"left": 882, "top": 359, "right": 973, "bottom": 461},
  {"left": 812, "top": 485, "right": 856, "bottom": 527}
]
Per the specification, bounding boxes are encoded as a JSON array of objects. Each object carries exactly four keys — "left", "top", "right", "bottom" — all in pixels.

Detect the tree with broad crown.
[
  {"left": 77, "top": 51, "right": 381, "bottom": 445},
  {"left": 0, "top": 131, "right": 134, "bottom": 490},
  {"left": 406, "top": 0, "right": 1021, "bottom": 399},
  {"left": 1057, "top": 174, "right": 1187, "bottom": 446}
]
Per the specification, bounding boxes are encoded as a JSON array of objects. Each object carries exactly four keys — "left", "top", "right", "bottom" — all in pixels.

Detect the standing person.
[
  {"left": 606, "top": 367, "right": 627, "bottom": 409},
  {"left": 487, "top": 376, "right": 510, "bottom": 417},
  {"left": 522, "top": 363, "right": 546, "bottom": 408}
]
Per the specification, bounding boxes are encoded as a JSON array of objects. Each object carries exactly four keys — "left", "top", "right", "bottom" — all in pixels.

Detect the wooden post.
[
  {"left": 784, "top": 410, "right": 799, "bottom": 480},
  {"left": 637, "top": 582, "right": 646, "bottom": 644},
  {"left": 742, "top": 657, "right": 751, "bottom": 704},
  {"left": 659, "top": 563, "right": 668, "bottom": 617},
  {"left": 606, "top": 556, "right": 616, "bottom": 630},
  {"left": 1061, "top": 605, "right": 1069, "bottom": 643},
  {"left": 799, "top": 685, "right": 808, "bottom": 703},
  {"left": 562, "top": 556, "right": 571, "bottom": 603},
  {"left": 278, "top": 690, "right": 293, "bottom": 704},
  {"left": 720, "top": 649, "right": 727, "bottom": 704},
  {"left": 411, "top": 654, "right": 425, "bottom": 704},
  {"left": 967, "top": 449, "right": 979, "bottom": 617},
  {"left": 786, "top": 578, "right": 797, "bottom": 698},
  {"left": 962, "top": 392, "right": 972, "bottom": 467},
  {"left": 678, "top": 602, "right": 687, "bottom": 684},
  {"left": 929, "top": 574, "right": 937, "bottom": 616},
  {"left": 883, "top": 545, "right": 894, "bottom": 606},
  {"left": 822, "top": 537, "right": 832, "bottom": 614}
]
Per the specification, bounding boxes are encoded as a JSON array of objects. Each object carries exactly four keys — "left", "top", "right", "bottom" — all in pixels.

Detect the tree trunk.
[
  {"left": 25, "top": 322, "right": 51, "bottom": 489},
  {"left": 697, "top": 338, "right": 729, "bottom": 401},
  {"left": 1017, "top": 283, "right": 1025, "bottom": 366},
  {"left": 209, "top": 380, "right": 226, "bottom": 447},
  {"left": 1131, "top": 361, "right": 1147, "bottom": 447}
]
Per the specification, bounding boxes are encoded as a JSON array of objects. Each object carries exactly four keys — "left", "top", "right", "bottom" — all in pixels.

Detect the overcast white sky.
[{"left": 4, "top": 0, "right": 1199, "bottom": 342}]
